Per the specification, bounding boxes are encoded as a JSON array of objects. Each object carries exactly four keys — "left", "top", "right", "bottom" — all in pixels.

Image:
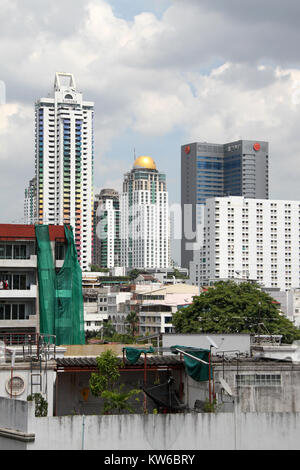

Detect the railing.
[
  {"left": 0, "top": 332, "right": 56, "bottom": 360},
  {"left": 0, "top": 331, "right": 37, "bottom": 346}
]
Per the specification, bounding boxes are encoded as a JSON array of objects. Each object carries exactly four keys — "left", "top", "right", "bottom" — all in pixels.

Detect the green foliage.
[
  {"left": 89, "top": 350, "right": 120, "bottom": 397},
  {"left": 27, "top": 393, "right": 48, "bottom": 417},
  {"left": 89, "top": 349, "right": 142, "bottom": 414},
  {"left": 128, "top": 269, "right": 146, "bottom": 280},
  {"left": 101, "top": 386, "right": 142, "bottom": 415},
  {"left": 85, "top": 329, "right": 101, "bottom": 342},
  {"left": 126, "top": 311, "right": 139, "bottom": 337},
  {"left": 167, "top": 269, "right": 188, "bottom": 280},
  {"left": 109, "top": 332, "right": 136, "bottom": 344},
  {"left": 172, "top": 281, "right": 300, "bottom": 344},
  {"left": 102, "top": 320, "right": 116, "bottom": 338},
  {"left": 89, "top": 264, "right": 104, "bottom": 272},
  {"left": 203, "top": 398, "right": 219, "bottom": 413}
]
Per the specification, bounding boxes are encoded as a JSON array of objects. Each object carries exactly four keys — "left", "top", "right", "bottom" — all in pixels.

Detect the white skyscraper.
[
  {"left": 120, "top": 156, "right": 169, "bottom": 269},
  {"left": 93, "top": 189, "right": 120, "bottom": 268},
  {"left": 34, "top": 73, "right": 94, "bottom": 270},
  {"left": 24, "top": 177, "right": 37, "bottom": 225},
  {"left": 192, "top": 196, "right": 300, "bottom": 291}
]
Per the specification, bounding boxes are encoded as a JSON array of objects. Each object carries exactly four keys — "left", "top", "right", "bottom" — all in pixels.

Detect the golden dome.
[{"left": 133, "top": 156, "right": 157, "bottom": 170}]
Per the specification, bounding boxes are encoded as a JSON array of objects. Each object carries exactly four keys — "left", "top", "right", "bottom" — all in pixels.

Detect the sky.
[{"left": 1, "top": 0, "right": 300, "bottom": 233}]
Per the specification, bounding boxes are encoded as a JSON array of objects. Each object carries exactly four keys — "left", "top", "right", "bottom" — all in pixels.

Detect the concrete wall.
[
  {"left": 162, "top": 333, "right": 251, "bottom": 355},
  {"left": 56, "top": 369, "right": 180, "bottom": 416},
  {"left": 1, "top": 397, "right": 300, "bottom": 450},
  {"left": 0, "top": 363, "right": 56, "bottom": 416}
]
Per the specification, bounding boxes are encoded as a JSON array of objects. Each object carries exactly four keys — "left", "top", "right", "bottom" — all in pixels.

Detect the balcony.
[
  {"left": 0, "top": 255, "right": 37, "bottom": 269},
  {"left": 0, "top": 285, "right": 37, "bottom": 299}
]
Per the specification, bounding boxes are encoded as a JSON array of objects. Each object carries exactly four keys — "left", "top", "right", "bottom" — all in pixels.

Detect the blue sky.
[{"left": 109, "top": 0, "right": 172, "bottom": 21}]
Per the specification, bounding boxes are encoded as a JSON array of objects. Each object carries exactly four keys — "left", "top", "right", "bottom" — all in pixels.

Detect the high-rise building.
[
  {"left": 24, "top": 177, "right": 37, "bottom": 225},
  {"left": 34, "top": 72, "right": 94, "bottom": 271},
  {"left": 120, "top": 156, "right": 169, "bottom": 269},
  {"left": 93, "top": 189, "right": 120, "bottom": 268},
  {"left": 192, "top": 196, "right": 300, "bottom": 291},
  {"left": 181, "top": 140, "right": 269, "bottom": 269}
]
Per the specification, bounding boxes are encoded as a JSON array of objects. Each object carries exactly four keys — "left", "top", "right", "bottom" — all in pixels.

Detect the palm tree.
[
  {"left": 102, "top": 320, "right": 116, "bottom": 339},
  {"left": 125, "top": 311, "right": 139, "bottom": 337}
]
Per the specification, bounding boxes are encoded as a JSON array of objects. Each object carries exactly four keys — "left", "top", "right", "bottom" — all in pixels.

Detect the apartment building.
[
  {"left": 191, "top": 196, "right": 300, "bottom": 291},
  {"left": 93, "top": 189, "right": 120, "bottom": 268},
  {"left": 83, "top": 287, "right": 108, "bottom": 332},
  {"left": 115, "top": 283, "right": 199, "bottom": 336},
  {"left": 33, "top": 72, "right": 94, "bottom": 271},
  {"left": 120, "top": 156, "right": 169, "bottom": 269},
  {"left": 0, "top": 224, "right": 66, "bottom": 344}
]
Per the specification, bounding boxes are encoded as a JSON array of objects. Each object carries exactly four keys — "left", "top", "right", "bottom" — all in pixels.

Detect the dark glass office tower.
[{"left": 181, "top": 140, "right": 269, "bottom": 268}]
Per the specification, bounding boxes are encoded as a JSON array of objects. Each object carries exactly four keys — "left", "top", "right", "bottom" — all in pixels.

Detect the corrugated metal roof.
[{"left": 56, "top": 355, "right": 183, "bottom": 368}]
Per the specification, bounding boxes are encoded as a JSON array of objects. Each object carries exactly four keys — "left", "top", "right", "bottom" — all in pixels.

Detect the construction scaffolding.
[{"left": 36, "top": 224, "right": 85, "bottom": 346}]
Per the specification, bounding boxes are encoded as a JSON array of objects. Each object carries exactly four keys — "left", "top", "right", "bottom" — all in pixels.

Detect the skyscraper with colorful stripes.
[{"left": 35, "top": 73, "right": 94, "bottom": 270}]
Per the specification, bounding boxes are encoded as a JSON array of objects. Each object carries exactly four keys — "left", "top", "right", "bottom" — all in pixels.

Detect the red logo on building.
[
  {"left": 185, "top": 145, "right": 191, "bottom": 155},
  {"left": 253, "top": 143, "right": 260, "bottom": 151}
]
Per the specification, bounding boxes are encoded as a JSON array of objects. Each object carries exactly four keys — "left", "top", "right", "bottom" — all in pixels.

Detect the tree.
[
  {"left": 102, "top": 320, "right": 116, "bottom": 339},
  {"left": 128, "top": 269, "right": 145, "bottom": 281},
  {"left": 89, "top": 350, "right": 120, "bottom": 397},
  {"left": 125, "top": 311, "right": 139, "bottom": 337},
  {"left": 172, "top": 281, "right": 300, "bottom": 344},
  {"left": 89, "top": 350, "right": 141, "bottom": 414},
  {"left": 89, "top": 264, "right": 110, "bottom": 273}
]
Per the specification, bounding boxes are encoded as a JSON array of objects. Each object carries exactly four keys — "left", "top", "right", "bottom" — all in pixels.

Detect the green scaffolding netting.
[
  {"left": 171, "top": 345, "right": 212, "bottom": 382},
  {"left": 36, "top": 224, "right": 85, "bottom": 346},
  {"left": 123, "top": 346, "right": 155, "bottom": 364}
]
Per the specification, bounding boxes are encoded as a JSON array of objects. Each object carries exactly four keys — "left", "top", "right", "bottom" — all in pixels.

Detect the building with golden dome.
[
  {"left": 133, "top": 155, "right": 157, "bottom": 170},
  {"left": 120, "top": 156, "right": 170, "bottom": 269}
]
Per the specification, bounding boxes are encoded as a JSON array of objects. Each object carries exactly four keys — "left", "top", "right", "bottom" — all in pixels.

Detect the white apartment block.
[
  {"left": 83, "top": 288, "right": 108, "bottom": 332},
  {"left": 107, "top": 291, "right": 133, "bottom": 333},
  {"left": 120, "top": 156, "right": 169, "bottom": 269},
  {"left": 35, "top": 72, "right": 94, "bottom": 271},
  {"left": 24, "top": 177, "right": 37, "bottom": 225},
  {"left": 93, "top": 189, "right": 120, "bottom": 268},
  {"left": 191, "top": 196, "right": 300, "bottom": 291}
]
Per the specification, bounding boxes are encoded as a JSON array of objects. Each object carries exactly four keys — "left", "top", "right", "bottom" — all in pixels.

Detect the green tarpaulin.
[
  {"left": 123, "top": 346, "right": 155, "bottom": 364},
  {"left": 36, "top": 224, "right": 85, "bottom": 346},
  {"left": 171, "top": 345, "right": 212, "bottom": 382}
]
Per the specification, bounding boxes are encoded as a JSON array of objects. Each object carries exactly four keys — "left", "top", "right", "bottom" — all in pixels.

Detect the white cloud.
[{"left": 1, "top": 0, "right": 300, "bottom": 224}]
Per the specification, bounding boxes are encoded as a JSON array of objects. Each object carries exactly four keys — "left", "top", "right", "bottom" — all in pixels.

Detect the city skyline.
[{"left": 2, "top": 1, "right": 300, "bottom": 227}]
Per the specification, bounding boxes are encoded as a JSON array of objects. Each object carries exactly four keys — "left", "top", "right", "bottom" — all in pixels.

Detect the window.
[
  {"left": 236, "top": 374, "right": 281, "bottom": 387},
  {"left": 0, "top": 303, "right": 27, "bottom": 321}
]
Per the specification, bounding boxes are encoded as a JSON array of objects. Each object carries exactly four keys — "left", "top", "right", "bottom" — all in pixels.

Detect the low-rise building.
[
  {"left": 83, "top": 288, "right": 109, "bottom": 332},
  {"left": 0, "top": 224, "right": 66, "bottom": 344},
  {"left": 124, "top": 283, "right": 199, "bottom": 336}
]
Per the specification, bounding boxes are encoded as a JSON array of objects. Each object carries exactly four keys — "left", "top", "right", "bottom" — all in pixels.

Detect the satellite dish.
[
  {"left": 220, "top": 377, "right": 234, "bottom": 397},
  {"left": 206, "top": 336, "right": 219, "bottom": 349}
]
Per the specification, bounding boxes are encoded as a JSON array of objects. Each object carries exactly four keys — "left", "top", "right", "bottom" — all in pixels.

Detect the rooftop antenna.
[{"left": 134, "top": 148, "right": 136, "bottom": 161}]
